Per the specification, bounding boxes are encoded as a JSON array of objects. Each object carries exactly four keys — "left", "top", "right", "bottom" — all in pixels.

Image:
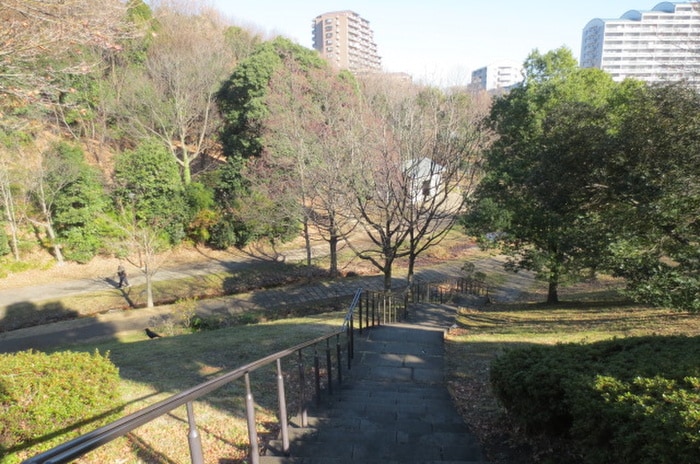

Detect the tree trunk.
[
  {"left": 406, "top": 252, "right": 416, "bottom": 287},
  {"left": 547, "top": 264, "right": 560, "bottom": 304},
  {"left": 37, "top": 180, "right": 64, "bottom": 265},
  {"left": 1, "top": 185, "right": 20, "bottom": 261},
  {"left": 145, "top": 263, "right": 154, "bottom": 308},
  {"left": 303, "top": 218, "right": 312, "bottom": 271},
  {"left": 329, "top": 232, "right": 338, "bottom": 279},
  {"left": 383, "top": 257, "right": 394, "bottom": 290},
  {"left": 44, "top": 222, "right": 64, "bottom": 265}
]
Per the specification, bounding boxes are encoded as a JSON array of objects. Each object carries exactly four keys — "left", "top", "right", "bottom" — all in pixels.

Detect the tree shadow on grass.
[
  {"left": 0, "top": 301, "right": 80, "bottom": 333},
  {"left": 61, "top": 319, "right": 343, "bottom": 463}
]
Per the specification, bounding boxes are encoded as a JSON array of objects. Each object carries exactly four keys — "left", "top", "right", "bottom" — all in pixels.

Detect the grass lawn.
[{"left": 10, "top": 312, "right": 346, "bottom": 464}]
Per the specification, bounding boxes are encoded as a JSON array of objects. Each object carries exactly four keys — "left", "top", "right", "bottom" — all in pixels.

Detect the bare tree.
[
  {"left": 399, "top": 89, "right": 490, "bottom": 284},
  {"left": 0, "top": 142, "right": 26, "bottom": 261},
  {"left": 25, "top": 144, "right": 87, "bottom": 265},
  {"left": 345, "top": 77, "right": 491, "bottom": 289},
  {"left": 120, "top": 2, "right": 237, "bottom": 184},
  {"left": 0, "top": 0, "right": 136, "bottom": 103},
  {"left": 115, "top": 205, "right": 169, "bottom": 308},
  {"left": 259, "top": 59, "right": 361, "bottom": 277}
]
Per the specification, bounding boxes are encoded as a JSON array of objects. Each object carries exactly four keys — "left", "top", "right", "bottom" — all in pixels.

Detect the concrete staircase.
[{"left": 260, "top": 303, "right": 489, "bottom": 464}]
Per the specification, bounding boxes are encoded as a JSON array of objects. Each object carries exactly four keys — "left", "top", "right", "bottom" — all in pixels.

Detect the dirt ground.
[
  {"left": 0, "top": 240, "right": 302, "bottom": 291},
  {"left": 1, "top": 232, "right": 475, "bottom": 292}
]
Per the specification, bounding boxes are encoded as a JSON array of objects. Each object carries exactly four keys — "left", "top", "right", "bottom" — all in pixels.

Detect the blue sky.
[{"left": 210, "top": 0, "right": 668, "bottom": 84}]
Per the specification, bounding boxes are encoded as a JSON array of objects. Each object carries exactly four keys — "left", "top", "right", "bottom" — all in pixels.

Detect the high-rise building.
[
  {"left": 580, "top": 2, "right": 700, "bottom": 84},
  {"left": 470, "top": 61, "right": 524, "bottom": 91},
  {"left": 312, "top": 11, "right": 381, "bottom": 73}
]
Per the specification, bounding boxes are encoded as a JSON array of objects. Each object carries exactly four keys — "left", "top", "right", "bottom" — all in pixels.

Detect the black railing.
[
  {"left": 410, "top": 277, "right": 489, "bottom": 304},
  {"left": 23, "top": 289, "right": 363, "bottom": 464},
  {"left": 22, "top": 278, "right": 486, "bottom": 464}
]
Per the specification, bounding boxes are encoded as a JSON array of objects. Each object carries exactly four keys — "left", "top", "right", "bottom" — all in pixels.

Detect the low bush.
[
  {"left": 490, "top": 336, "right": 700, "bottom": 464},
  {"left": 0, "top": 350, "right": 122, "bottom": 463}
]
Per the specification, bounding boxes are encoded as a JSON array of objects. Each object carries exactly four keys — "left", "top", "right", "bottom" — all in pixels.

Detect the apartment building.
[
  {"left": 470, "top": 61, "right": 524, "bottom": 91},
  {"left": 580, "top": 2, "right": 700, "bottom": 84},
  {"left": 312, "top": 11, "right": 381, "bottom": 72}
]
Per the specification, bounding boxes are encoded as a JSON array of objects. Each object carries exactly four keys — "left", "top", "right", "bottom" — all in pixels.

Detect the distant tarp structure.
[{"left": 403, "top": 157, "right": 444, "bottom": 204}]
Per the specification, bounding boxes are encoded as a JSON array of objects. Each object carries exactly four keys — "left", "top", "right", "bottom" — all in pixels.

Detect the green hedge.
[
  {"left": 0, "top": 350, "right": 121, "bottom": 463},
  {"left": 490, "top": 336, "right": 700, "bottom": 464}
]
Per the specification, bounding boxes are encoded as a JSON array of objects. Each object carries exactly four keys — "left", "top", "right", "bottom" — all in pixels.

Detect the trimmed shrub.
[
  {"left": 0, "top": 350, "right": 121, "bottom": 462},
  {"left": 490, "top": 336, "right": 700, "bottom": 464}
]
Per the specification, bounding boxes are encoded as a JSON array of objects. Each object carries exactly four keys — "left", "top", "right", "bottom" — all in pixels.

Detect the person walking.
[{"left": 117, "top": 263, "right": 130, "bottom": 288}]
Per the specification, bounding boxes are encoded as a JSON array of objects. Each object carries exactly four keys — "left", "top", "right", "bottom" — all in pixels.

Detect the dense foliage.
[
  {"left": 0, "top": 350, "right": 121, "bottom": 462},
  {"left": 113, "top": 138, "right": 187, "bottom": 244},
  {"left": 47, "top": 143, "right": 109, "bottom": 263},
  {"left": 467, "top": 47, "right": 699, "bottom": 311},
  {"left": 599, "top": 84, "right": 700, "bottom": 311},
  {"left": 491, "top": 337, "right": 700, "bottom": 464}
]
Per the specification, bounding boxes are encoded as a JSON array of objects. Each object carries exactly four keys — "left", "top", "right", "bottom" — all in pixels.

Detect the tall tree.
[
  {"left": 467, "top": 47, "right": 619, "bottom": 303},
  {"left": 346, "top": 78, "right": 489, "bottom": 289},
  {"left": 113, "top": 139, "right": 184, "bottom": 307},
  {"left": 0, "top": 128, "right": 29, "bottom": 261},
  {"left": 600, "top": 83, "right": 700, "bottom": 311},
  {"left": 215, "top": 37, "right": 329, "bottom": 248},
  {"left": 120, "top": 2, "right": 236, "bottom": 185},
  {"left": 26, "top": 143, "right": 87, "bottom": 265},
  {"left": 50, "top": 143, "right": 110, "bottom": 263},
  {"left": 261, "top": 59, "right": 360, "bottom": 275}
]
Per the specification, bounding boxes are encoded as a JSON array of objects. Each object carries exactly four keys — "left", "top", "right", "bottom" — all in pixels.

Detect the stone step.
[
  {"left": 260, "top": 457, "right": 484, "bottom": 464},
  {"left": 263, "top": 436, "right": 484, "bottom": 462},
  {"left": 260, "top": 310, "right": 490, "bottom": 463}
]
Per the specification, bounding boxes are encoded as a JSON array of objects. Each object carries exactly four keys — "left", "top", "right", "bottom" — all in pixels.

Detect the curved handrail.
[{"left": 341, "top": 287, "right": 363, "bottom": 331}]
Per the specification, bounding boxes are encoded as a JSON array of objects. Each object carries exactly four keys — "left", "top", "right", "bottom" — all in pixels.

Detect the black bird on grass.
[{"left": 145, "top": 328, "right": 162, "bottom": 339}]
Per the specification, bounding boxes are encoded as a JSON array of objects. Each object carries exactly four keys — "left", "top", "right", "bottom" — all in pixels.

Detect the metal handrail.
[
  {"left": 23, "top": 289, "right": 366, "bottom": 464},
  {"left": 22, "top": 278, "right": 479, "bottom": 464}
]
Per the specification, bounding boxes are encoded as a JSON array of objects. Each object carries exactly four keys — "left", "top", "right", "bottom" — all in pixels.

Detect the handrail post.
[
  {"left": 276, "top": 359, "right": 290, "bottom": 455},
  {"left": 297, "top": 349, "right": 307, "bottom": 427},
  {"left": 365, "top": 292, "right": 369, "bottom": 328},
  {"left": 244, "top": 373, "right": 260, "bottom": 464},
  {"left": 313, "top": 344, "right": 321, "bottom": 405},
  {"left": 336, "top": 333, "right": 343, "bottom": 385},
  {"left": 186, "top": 402, "right": 204, "bottom": 464},
  {"left": 358, "top": 297, "right": 363, "bottom": 333},
  {"left": 325, "top": 339, "right": 333, "bottom": 395},
  {"left": 404, "top": 291, "right": 409, "bottom": 320},
  {"left": 349, "top": 316, "right": 354, "bottom": 362}
]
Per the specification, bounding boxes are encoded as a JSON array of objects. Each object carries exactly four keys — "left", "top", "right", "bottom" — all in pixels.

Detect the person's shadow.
[{"left": 104, "top": 277, "right": 136, "bottom": 309}]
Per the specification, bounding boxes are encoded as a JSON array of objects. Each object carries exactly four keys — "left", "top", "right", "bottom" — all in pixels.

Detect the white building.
[
  {"left": 580, "top": 2, "right": 700, "bottom": 85},
  {"left": 470, "top": 61, "right": 524, "bottom": 91}
]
